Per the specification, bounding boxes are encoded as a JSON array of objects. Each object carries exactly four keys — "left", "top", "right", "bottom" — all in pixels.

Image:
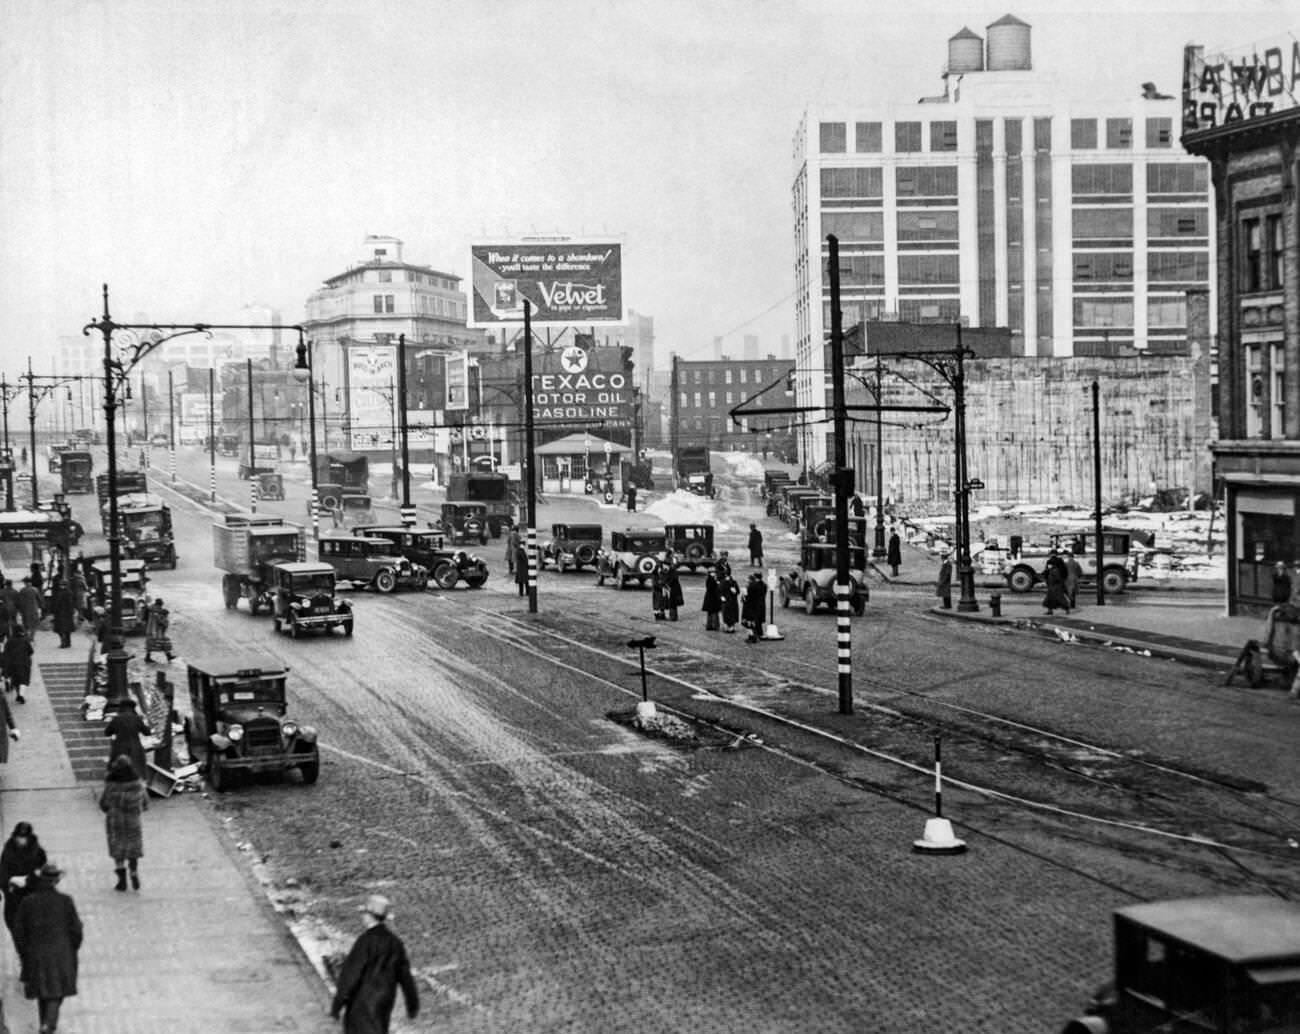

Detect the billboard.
[
  {"left": 346, "top": 344, "right": 397, "bottom": 452},
  {"left": 1183, "top": 37, "right": 1300, "bottom": 134},
  {"left": 470, "top": 239, "right": 623, "bottom": 327},
  {"left": 531, "top": 343, "right": 632, "bottom": 428}
]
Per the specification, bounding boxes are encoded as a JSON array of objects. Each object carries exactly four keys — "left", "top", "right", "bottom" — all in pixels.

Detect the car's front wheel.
[
  {"left": 433, "top": 563, "right": 458, "bottom": 590},
  {"left": 375, "top": 569, "right": 397, "bottom": 593}
]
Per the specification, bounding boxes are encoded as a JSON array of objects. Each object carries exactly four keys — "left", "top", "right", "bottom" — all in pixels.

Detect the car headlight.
[
  {"left": 227, "top": 724, "right": 245, "bottom": 742},
  {"left": 282, "top": 721, "right": 298, "bottom": 738}
]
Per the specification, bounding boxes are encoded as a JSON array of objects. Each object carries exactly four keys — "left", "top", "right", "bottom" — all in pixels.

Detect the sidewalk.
[{"left": 0, "top": 628, "right": 334, "bottom": 1034}]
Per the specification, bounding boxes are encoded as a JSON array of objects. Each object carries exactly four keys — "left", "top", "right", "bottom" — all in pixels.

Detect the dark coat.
[
  {"left": 16, "top": 584, "right": 40, "bottom": 632},
  {"left": 935, "top": 559, "right": 953, "bottom": 597},
  {"left": 0, "top": 693, "right": 14, "bottom": 764},
  {"left": 887, "top": 533, "right": 902, "bottom": 568},
  {"left": 2, "top": 632, "right": 32, "bottom": 689},
  {"left": 1044, "top": 562, "right": 1071, "bottom": 611},
  {"left": 0, "top": 835, "right": 46, "bottom": 932},
  {"left": 52, "top": 584, "right": 77, "bottom": 635},
  {"left": 145, "top": 602, "right": 172, "bottom": 652},
  {"left": 663, "top": 568, "right": 684, "bottom": 609},
  {"left": 701, "top": 573, "right": 721, "bottom": 613},
  {"left": 1273, "top": 571, "right": 1293, "bottom": 604},
  {"left": 742, "top": 579, "right": 766, "bottom": 626},
  {"left": 747, "top": 527, "right": 763, "bottom": 557},
  {"left": 514, "top": 547, "right": 529, "bottom": 589},
  {"left": 100, "top": 776, "right": 147, "bottom": 860},
  {"left": 15, "top": 880, "right": 82, "bottom": 1000},
  {"left": 330, "top": 922, "right": 419, "bottom": 1034},
  {"left": 720, "top": 577, "right": 741, "bottom": 626},
  {"left": 104, "top": 708, "right": 152, "bottom": 780}
]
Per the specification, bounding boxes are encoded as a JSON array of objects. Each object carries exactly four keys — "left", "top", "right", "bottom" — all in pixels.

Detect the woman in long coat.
[
  {"left": 2, "top": 626, "right": 33, "bottom": 703},
  {"left": 887, "top": 531, "right": 902, "bottom": 577},
  {"left": 742, "top": 573, "right": 767, "bottom": 643},
  {"left": 144, "top": 598, "right": 175, "bottom": 663},
  {"left": 51, "top": 578, "right": 77, "bottom": 649},
  {"left": 719, "top": 568, "right": 741, "bottom": 633},
  {"left": 701, "top": 571, "right": 722, "bottom": 631},
  {"left": 0, "top": 821, "right": 46, "bottom": 948},
  {"left": 103, "top": 697, "right": 152, "bottom": 780},
  {"left": 101, "top": 754, "right": 147, "bottom": 891},
  {"left": 662, "top": 562, "right": 684, "bottom": 622},
  {"left": 14, "top": 862, "right": 83, "bottom": 1034},
  {"left": 1043, "top": 554, "right": 1071, "bottom": 615}
]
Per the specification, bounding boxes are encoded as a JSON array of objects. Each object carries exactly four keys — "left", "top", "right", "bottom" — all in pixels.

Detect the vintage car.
[
  {"left": 595, "top": 529, "right": 669, "bottom": 589},
  {"left": 255, "top": 471, "right": 284, "bottom": 502},
  {"left": 269, "top": 561, "right": 353, "bottom": 638},
  {"left": 436, "top": 502, "right": 490, "bottom": 546},
  {"left": 778, "top": 541, "right": 869, "bottom": 615},
  {"left": 184, "top": 653, "right": 319, "bottom": 792},
  {"left": 989, "top": 528, "right": 1142, "bottom": 595},
  {"left": 1062, "top": 895, "right": 1300, "bottom": 1033},
  {"left": 541, "top": 523, "right": 604, "bottom": 573},
  {"left": 317, "top": 535, "right": 428, "bottom": 592},
  {"left": 87, "top": 556, "right": 150, "bottom": 634},
  {"left": 356, "top": 525, "right": 488, "bottom": 589},
  {"left": 331, "top": 492, "right": 374, "bottom": 528},
  {"left": 664, "top": 523, "right": 716, "bottom": 571}
]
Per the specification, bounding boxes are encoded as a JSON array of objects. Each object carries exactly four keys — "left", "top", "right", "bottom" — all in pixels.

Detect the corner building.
[
  {"left": 1182, "top": 35, "right": 1300, "bottom": 612},
  {"left": 792, "top": 13, "right": 1214, "bottom": 470}
]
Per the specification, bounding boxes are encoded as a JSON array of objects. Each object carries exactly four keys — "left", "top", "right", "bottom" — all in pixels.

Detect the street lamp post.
[
  {"left": 293, "top": 338, "right": 320, "bottom": 547},
  {"left": 396, "top": 334, "right": 413, "bottom": 527},
  {"left": 21, "top": 362, "right": 95, "bottom": 509},
  {"left": 523, "top": 301, "right": 538, "bottom": 614}
]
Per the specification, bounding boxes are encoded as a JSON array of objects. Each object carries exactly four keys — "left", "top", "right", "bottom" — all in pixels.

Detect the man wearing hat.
[
  {"left": 14, "top": 861, "right": 83, "bottom": 1034},
  {"left": 330, "top": 893, "right": 419, "bottom": 1033},
  {"left": 16, "top": 576, "right": 41, "bottom": 641}
]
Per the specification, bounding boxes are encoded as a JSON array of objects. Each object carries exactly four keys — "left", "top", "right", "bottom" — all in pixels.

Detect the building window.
[
  {"left": 1246, "top": 344, "right": 1264, "bottom": 437},
  {"left": 1267, "top": 214, "right": 1284, "bottom": 291},
  {"left": 1148, "top": 208, "right": 1207, "bottom": 239},
  {"left": 708, "top": 391, "right": 716, "bottom": 408},
  {"left": 1147, "top": 297, "right": 1187, "bottom": 328},
  {"left": 1073, "top": 298, "right": 1134, "bottom": 328},
  {"left": 896, "top": 210, "right": 959, "bottom": 241},
  {"left": 895, "top": 166, "right": 958, "bottom": 197},
  {"left": 822, "top": 211, "right": 884, "bottom": 242},
  {"left": 1242, "top": 219, "right": 1261, "bottom": 293},
  {"left": 855, "top": 122, "right": 882, "bottom": 152},
  {"left": 1147, "top": 163, "right": 1208, "bottom": 194},
  {"left": 1072, "top": 164, "right": 1133, "bottom": 196},
  {"left": 1072, "top": 209, "right": 1134, "bottom": 241},
  {"left": 725, "top": 391, "right": 733, "bottom": 405},
  {"left": 373, "top": 294, "right": 396, "bottom": 314},
  {"left": 378, "top": 270, "right": 392, "bottom": 283},
  {"left": 692, "top": 370, "right": 702, "bottom": 384},
  {"left": 1073, "top": 252, "right": 1133, "bottom": 281},
  {"left": 930, "top": 121, "right": 958, "bottom": 151},
  {"left": 820, "top": 167, "right": 883, "bottom": 199},
  {"left": 819, "top": 122, "right": 847, "bottom": 153},
  {"left": 693, "top": 392, "right": 702, "bottom": 408},
  {"left": 1071, "top": 119, "right": 1097, "bottom": 149},
  {"left": 898, "top": 254, "right": 960, "bottom": 285},
  {"left": 1273, "top": 343, "right": 1286, "bottom": 437},
  {"left": 679, "top": 391, "right": 688, "bottom": 410},
  {"left": 1145, "top": 117, "right": 1173, "bottom": 147},
  {"left": 1147, "top": 251, "right": 1210, "bottom": 283},
  {"left": 1106, "top": 118, "right": 1132, "bottom": 148},
  {"left": 895, "top": 121, "right": 922, "bottom": 153},
  {"left": 739, "top": 369, "right": 747, "bottom": 384},
  {"left": 838, "top": 254, "right": 885, "bottom": 286},
  {"left": 725, "top": 369, "right": 732, "bottom": 385}
]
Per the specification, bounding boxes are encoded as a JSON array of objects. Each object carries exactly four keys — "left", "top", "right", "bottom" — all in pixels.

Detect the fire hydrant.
[{"left": 989, "top": 592, "right": 1002, "bottom": 618}]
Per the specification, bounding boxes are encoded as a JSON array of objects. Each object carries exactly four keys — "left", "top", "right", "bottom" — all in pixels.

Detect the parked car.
[
  {"left": 183, "top": 652, "right": 319, "bottom": 792},
  {"left": 87, "top": 556, "right": 150, "bottom": 633},
  {"left": 355, "top": 525, "right": 487, "bottom": 589},
  {"left": 1062, "top": 895, "right": 1300, "bottom": 1033},
  {"left": 595, "top": 529, "right": 668, "bottom": 589},
  {"left": 541, "top": 523, "right": 604, "bottom": 573},
  {"left": 269, "top": 561, "right": 353, "bottom": 638},
  {"left": 991, "top": 529, "right": 1142, "bottom": 594},
  {"left": 664, "top": 523, "right": 717, "bottom": 571},
  {"left": 255, "top": 471, "right": 284, "bottom": 501},
  {"left": 317, "top": 535, "right": 428, "bottom": 592}
]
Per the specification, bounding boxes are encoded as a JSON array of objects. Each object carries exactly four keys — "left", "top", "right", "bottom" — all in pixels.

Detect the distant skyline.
[{"left": 1, "top": 0, "right": 1292, "bottom": 376}]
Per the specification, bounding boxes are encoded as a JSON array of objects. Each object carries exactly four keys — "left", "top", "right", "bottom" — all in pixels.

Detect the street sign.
[{"left": 967, "top": 478, "right": 985, "bottom": 490}]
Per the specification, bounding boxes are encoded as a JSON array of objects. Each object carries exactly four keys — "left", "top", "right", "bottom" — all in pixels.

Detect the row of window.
[
  {"left": 823, "top": 207, "right": 1207, "bottom": 245},
  {"left": 1073, "top": 251, "right": 1211, "bottom": 282},
  {"left": 372, "top": 268, "right": 458, "bottom": 290},
  {"left": 372, "top": 294, "right": 467, "bottom": 318},
  {"left": 821, "top": 163, "right": 1207, "bottom": 203},
  {"left": 1073, "top": 208, "right": 1209, "bottom": 240},
  {"left": 818, "top": 117, "right": 1177, "bottom": 155},
  {"left": 681, "top": 367, "right": 788, "bottom": 386},
  {"left": 679, "top": 391, "right": 786, "bottom": 409},
  {"left": 1072, "top": 297, "right": 1188, "bottom": 328}
]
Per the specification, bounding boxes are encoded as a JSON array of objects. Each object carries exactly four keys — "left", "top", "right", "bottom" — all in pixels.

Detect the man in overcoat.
[
  {"left": 330, "top": 894, "right": 419, "bottom": 1034},
  {"left": 14, "top": 861, "right": 83, "bottom": 1034}
]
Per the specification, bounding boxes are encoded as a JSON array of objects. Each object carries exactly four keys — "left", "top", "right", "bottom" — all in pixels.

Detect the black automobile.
[
  {"left": 541, "top": 523, "right": 603, "bottom": 573},
  {"left": 664, "top": 523, "right": 716, "bottom": 571},
  {"left": 436, "top": 502, "right": 489, "bottom": 546},
  {"left": 356, "top": 525, "right": 489, "bottom": 589}
]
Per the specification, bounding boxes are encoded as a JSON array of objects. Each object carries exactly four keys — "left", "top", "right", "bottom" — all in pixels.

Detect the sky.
[{"left": 0, "top": 0, "right": 1293, "bottom": 379}]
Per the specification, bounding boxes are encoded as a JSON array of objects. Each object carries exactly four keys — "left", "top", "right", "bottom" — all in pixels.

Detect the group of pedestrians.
[{"left": 1043, "top": 550, "right": 1085, "bottom": 615}]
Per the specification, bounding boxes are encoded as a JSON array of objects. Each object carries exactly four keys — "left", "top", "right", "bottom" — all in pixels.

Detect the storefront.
[{"left": 534, "top": 433, "right": 626, "bottom": 498}]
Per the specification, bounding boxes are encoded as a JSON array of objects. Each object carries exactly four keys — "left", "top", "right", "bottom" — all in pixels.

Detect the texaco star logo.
[{"left": 560, "top": 344, "right": 589, "bottom": 373}]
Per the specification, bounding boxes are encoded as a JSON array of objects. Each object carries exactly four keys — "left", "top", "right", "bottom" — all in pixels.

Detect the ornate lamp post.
[
  {"left": 20, "top": 361, "right": 95, "bottom": 508},
  {"left": 292, "top": 338, "right": 320, "bottom": 546}
]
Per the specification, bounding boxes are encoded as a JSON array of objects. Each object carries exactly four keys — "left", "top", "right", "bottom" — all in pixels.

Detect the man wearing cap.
[
  {"left": 14, "top": 861, "right": 82, "bottom": 1034},
  {"left": 330, "top": 893, "right": 419, "bottom": 1033}
]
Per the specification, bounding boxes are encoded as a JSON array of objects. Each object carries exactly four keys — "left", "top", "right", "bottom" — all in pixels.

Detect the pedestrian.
[
  {"left": 887, "top": 529, "right": 902, "bottom": 577},
  {"left": 103, "top": 696, "right": 152, "bottom": 781},
  {"left": 0, "top": 577, "right": 18, "bottom": 636},
  {"left": 702, "top": 569, "right": 722, "bottom": 631},
  {"left": 719, "top": 565, "right": 741, "bottom": 633},
  {"left": 505, "top": 526, "right": 520, "bottom": 575},
  {"left": 626, "top": 483, "right": 637, "bottom": 512},
  {"left": 50, "top": 579, "right": 75, "bottom": 650},
  {"left": 329, "top": 893, "right": 420, "bottom": 1034},
  {"left": 747, "top": 524, "right": 764, "bottom": 567},
  {"left": 3, "top": 626, "right": 33, "bottom": 704},
  {"left": 143, "top": 598, "right": 175, "bottom": 663},
  {"left": 1043, "top": 553, "right": 1071, "bottom": 615},
  {"left": 0, "top": 821, "right": 46, "bottom": 953},
  {"left": 16, "top": 576, "right": 40, "bottom": 639},
  {"left": 651, "top": 563, "right": 667, "bottom": 621},
  {"left": 514, "top": 545, "right": 529, "bottom": 597},
  {"left": 742, "top": 573, "right": 766, "bottom": 643},
  {"left": 935, "top": 553, "right": 953, "bottom": 610},
  {"left": 1065, "top": 554, "right": 1084, "bottom": 609},
  {"left": 15, "top": 861, "right": 82, "bottom": 1034},
  {"left": 662, "top": 559, "right": 683, "bottom": 622},
  {"left": 1273, "top": 561, "right": 1293, "bottom": 605},
  {"left": 29, "top": 561, "right": 44, "bottom": 601},
  {"left": 100, "top": 754, "right": 147, "bottom": 892},
  {"left": 69, "top": 566, "right": 88, "bottom": 625}
]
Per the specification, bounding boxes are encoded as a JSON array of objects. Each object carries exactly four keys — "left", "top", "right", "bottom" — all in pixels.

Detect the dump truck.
[
  {"left": 446, "top": 470, "right": 515, "bottom": 538},
  {"left": 213, "top": 513, "right": 306, "bottom": 615}
]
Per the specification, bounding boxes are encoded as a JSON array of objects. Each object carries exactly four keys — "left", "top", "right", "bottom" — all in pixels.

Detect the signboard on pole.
[{"left": 469, "top": 239, "right": 624, "bottom": 327}]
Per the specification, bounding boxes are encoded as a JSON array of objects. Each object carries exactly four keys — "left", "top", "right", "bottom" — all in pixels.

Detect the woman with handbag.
[{"left": 100, "top": 755, "right": 147, "bottom": 891}]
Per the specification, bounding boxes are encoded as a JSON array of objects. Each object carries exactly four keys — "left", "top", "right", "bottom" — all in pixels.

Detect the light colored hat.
[{"left": 359, "top": 894, "right": 391, "bottom": 920}]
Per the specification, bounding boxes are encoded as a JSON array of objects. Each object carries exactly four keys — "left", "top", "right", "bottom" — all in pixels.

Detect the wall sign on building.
[
  {"left": 532, "top": 346, "right": 632, "bottom": 428},
  {"left": 1182, "top": 37, "right": 1300, "bottom": 133},
  {"left": 469, "top": 239, "right": 624, "bottom": 327}
]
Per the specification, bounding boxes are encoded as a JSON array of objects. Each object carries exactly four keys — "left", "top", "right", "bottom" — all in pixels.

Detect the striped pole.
[
  {"left": 250, "top": 478, "right": 258, "bottom": 513},
  {"left": 400, "top": 504, "right": 416, "bottom": 528},
  {"left": 168, "top": 445, "right": 175, "bottom": 484},
  {"left": 209, "top": 463, "right": 216, "bottom": 503},
  {"left": 526, "top": 525, "right": 537, "bottom": 604},
  {"left": 933, "top": 735, "right": 944, "bottom": 818},
  {"left": 836, "top": 579, "right": 852, "bottom": 685}
]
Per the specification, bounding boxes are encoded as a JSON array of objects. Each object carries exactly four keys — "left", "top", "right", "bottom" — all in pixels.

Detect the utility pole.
[
  {"left": 1092, "top": 380, "right": 1105, "bottom": 606},
  {"left": 953, "top": 324, "right": 978, "bottom": 613},
  {"left": 873, "top": 350, "right": 887, "bottom": 559},
  {"left": 523, "top": 302, "right": 538, "bottom": 614},
  {"left": 670, "top": 354, "right": 679, "bottom": 490},
  {"left": 827, "top": 235, "right": 853, "bottom": 715},
  {"left": 397, "top": 334, "right": 413, "bottom": 526}
]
